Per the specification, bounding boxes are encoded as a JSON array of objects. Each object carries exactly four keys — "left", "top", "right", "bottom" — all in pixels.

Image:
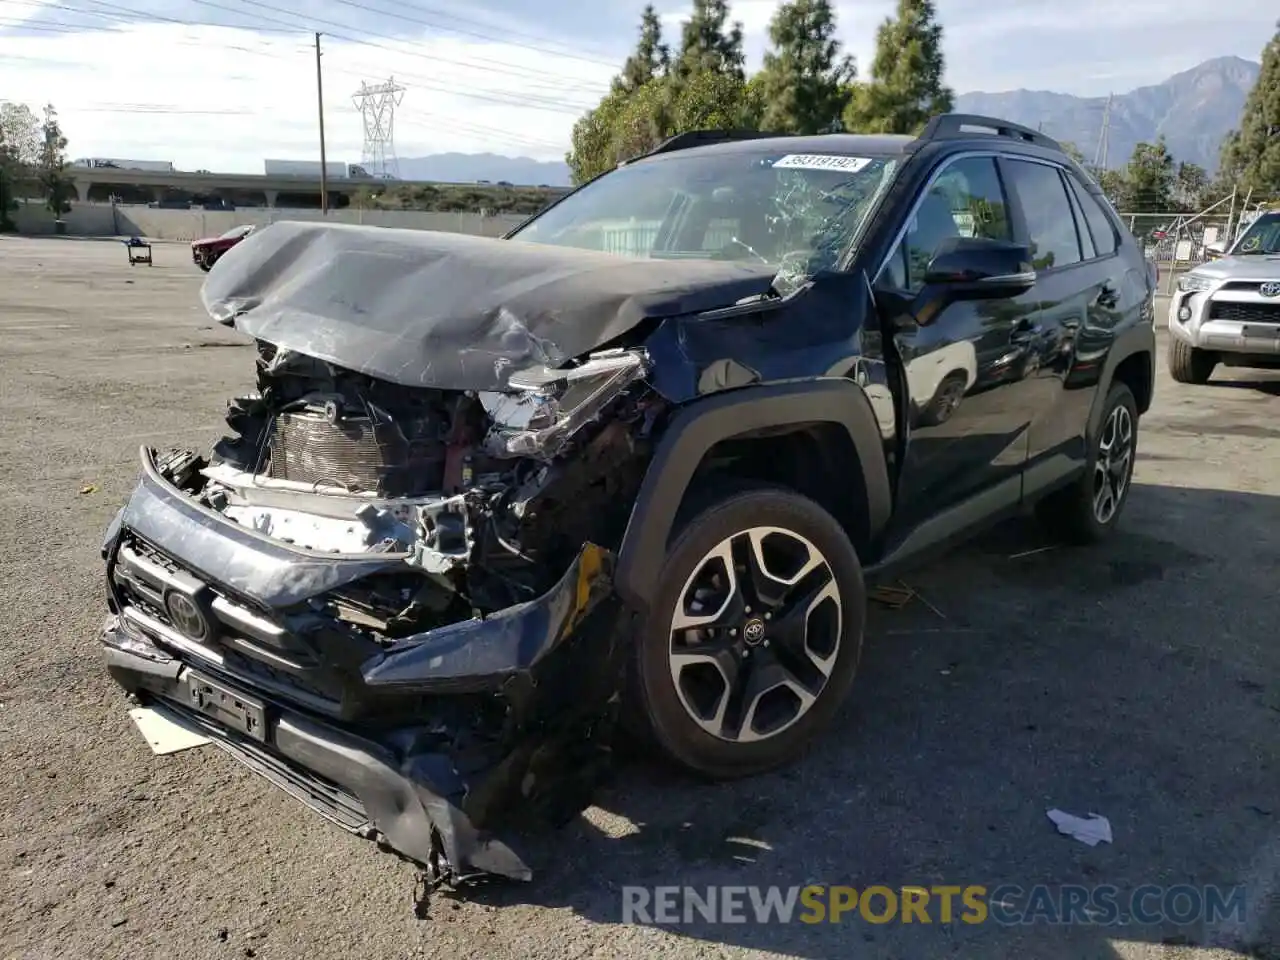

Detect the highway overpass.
[{"left": 67, "top": 166, "right": 523, "bottom": 208}]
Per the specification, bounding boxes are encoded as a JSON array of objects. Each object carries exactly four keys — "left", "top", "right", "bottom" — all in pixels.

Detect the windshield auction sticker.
[{"left": 772, "top": 154, "right": 873, "bottom": 172}]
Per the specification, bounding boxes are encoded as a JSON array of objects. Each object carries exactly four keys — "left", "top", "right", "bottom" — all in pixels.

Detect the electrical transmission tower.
[
  {"left": 352, "top": 77, "right": 406, "bottom": 179},
  {"left": 1093, "top": 94, "right": 1113, "bottom": 171}
]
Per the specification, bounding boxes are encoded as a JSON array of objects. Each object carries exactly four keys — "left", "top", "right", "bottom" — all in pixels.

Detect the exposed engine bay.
[{"left": 168, "top": 340, "right": 660, "bottom": 643}]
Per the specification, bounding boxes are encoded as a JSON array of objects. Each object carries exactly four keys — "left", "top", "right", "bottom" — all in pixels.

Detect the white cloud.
[
  {"left": 0, "top": 20, "right": 616, "bottom": 172},
  {"left": 0, "top": 0, "right": 1271, "bottom": 170}
]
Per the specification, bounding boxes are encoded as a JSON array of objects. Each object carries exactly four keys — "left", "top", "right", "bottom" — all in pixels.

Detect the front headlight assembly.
[
  {"left": 1177, "top": 274, "right": 1215, "bottom": 294},
  {"left": 479, "top": 348, "right": 649, "bottom": 458}
]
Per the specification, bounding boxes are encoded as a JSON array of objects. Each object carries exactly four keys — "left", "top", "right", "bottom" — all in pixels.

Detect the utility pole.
[{"left": 315, "top": 31, "right": 328, "bottom": 215}]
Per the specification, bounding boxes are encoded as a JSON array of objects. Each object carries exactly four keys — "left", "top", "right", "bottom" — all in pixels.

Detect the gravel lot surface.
[{"left": 1, "top": 236, "right": 1277, "bottom": 960}]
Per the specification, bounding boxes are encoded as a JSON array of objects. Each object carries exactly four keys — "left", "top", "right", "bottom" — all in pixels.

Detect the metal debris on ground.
[
  {"left": 868, "top": 580, "right": 947, "bottom": 619},
  {"left": 869, "top": 584, "right": 915, "bottom": 608},
  {"left": 79, "top": 484, "right": 96, "bottom": 495},
  {"left": 1008, "top": 545, "right": 1061, "bottom": 560}
]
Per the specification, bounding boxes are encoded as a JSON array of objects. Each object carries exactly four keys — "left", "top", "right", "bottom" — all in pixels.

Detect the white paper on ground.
[
  {"left": 129, "top": 706, "right": 211, "bottom": 755},
  {"left": 1047, "top": 808, "right": 1113, "bottom": 846},
  {"left": 771, "top": 154, "right": 873, "bottom": 173}
]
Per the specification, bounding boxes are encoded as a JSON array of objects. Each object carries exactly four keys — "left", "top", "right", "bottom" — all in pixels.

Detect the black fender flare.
[
  {"left": 613, "top": 379, "right": 893, "bottom": 615},
  {"left": 1086, "top": 321, "right": 1156, "bottom": 439}
]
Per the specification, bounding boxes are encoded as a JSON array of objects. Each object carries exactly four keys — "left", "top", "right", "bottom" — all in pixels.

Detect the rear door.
[
  {"left": 876, "top": 154, "right": 1045, "bottom": 534},
  {"left": 997, "top": 157, "right": 1119, "bottom": 490}
]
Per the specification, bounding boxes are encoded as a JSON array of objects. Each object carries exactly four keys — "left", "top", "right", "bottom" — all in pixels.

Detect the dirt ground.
[{"left": 1, "top": 235, "right": 1277, "bottom": 960}]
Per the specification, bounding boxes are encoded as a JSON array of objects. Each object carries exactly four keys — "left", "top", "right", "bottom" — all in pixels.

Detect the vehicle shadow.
[
  {"left": 1210, "top": 378, "right": 1280, "bottom": 398},
  {"left": 445, "top": 482, "right": 1280, "bottom": 960}
]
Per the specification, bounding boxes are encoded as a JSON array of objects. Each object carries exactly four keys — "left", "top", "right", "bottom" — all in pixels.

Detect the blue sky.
[{"left": 0, "top": 0, "right": 1272, "bottom": 172}]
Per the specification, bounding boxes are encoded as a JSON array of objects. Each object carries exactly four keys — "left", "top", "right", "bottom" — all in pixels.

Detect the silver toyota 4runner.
[{"left": 1167, "top": 211, "right": 1280, "bottom": 384}]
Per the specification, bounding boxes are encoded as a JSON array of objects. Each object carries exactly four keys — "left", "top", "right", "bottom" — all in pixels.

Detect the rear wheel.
[
  {"left": 628, "top": 483, "right": 866, "bottom": 779},
  {"left": 1168, "top": 338, "right": 1215, "bottom": 384}
]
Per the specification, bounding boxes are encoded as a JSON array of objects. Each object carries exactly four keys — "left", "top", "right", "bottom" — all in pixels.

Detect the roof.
[
  {"left": 639, "top": 132, "right": 918, "bottom": 163},
  {"left": 628, "top": 116, "right": 1066, "bottom": 167}
]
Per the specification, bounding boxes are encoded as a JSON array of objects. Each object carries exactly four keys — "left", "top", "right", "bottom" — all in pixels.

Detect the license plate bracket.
[
  {"left": 185, "top": 669, "right": 267, "bottom": 741},
  {"left": 1242, "top": 324, "right": 1280, "bottom": 339}
]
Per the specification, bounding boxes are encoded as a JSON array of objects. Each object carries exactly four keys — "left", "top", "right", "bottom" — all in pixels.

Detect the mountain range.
[
  {"left": 954, "top": 56, "right": 1260, "bottom": 173},
  {"left": 396, "top": 56, "right": 1261, "bottom": 187}
]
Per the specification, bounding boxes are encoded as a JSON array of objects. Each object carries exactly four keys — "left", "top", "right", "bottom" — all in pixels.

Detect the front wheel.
[
  {"left": 1167, "top": 338, "right": 1215, "bottom": 384},
  {"left": 628, "top": 483, "right": 866, "bottom": 779}
]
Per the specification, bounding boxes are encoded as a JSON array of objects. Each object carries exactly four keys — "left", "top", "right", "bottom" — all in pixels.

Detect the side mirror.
[{"left": 922, "top": 236, "right": 1037, "bottom": 302}]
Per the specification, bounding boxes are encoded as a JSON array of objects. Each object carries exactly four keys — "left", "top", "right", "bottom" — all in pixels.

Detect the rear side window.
[
  {"left": 1066, "top": 176, "right": 1119, "bottom": 257},
  {"left": 1003, "top": 159, "right": 1082, "bottom": 270}
]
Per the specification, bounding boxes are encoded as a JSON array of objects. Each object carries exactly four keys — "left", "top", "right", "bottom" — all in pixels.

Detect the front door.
[{"left": 876, "top": 155, "right": 1046, "bottom": 534}]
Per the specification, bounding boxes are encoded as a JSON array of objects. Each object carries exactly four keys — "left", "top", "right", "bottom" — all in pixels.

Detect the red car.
[{"left": 192, "top": 224, "right": 255, "bottom": 271}]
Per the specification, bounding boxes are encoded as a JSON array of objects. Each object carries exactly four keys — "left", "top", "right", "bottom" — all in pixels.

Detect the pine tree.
[
  {"left": 754, "top": 0, "right": 856, "bottom": 135},
  {"left": 1119, "top": 138, "right": 1175, "bottom": 213},
  {"left": 672, "top": 0, "right": 745, "bottom": 84},
  {"left": 1219, "top": 23, "right": 1279, "bottom": 199},
  {"left": 619, "top": 5, "right": 670, "bottom": 93},
  {"left": 842, "top": 0, "right": 952, "bottom": 135},
  {"left": 39, "top": 104, "right": 73, "bottom": 216}
]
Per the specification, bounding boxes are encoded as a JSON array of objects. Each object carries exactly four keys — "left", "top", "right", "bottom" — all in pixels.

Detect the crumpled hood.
[{"left": 199, "top": 220, "right": 779, "bottom": 390}]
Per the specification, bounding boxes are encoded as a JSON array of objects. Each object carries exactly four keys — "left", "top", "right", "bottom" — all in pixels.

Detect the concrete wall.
[{"left": 13, "top": 202, "right": 529, "bottom": 240}]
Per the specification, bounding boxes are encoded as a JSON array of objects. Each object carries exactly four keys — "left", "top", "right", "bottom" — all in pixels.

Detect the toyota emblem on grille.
[
  {"left": 1260, "top": 282, "right": 1280, "bottom": 298},
  {"left": 164, "top": 591, "right": 210, "bottom": 642}
]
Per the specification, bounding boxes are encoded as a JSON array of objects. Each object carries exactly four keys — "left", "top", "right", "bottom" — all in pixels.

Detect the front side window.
[
  {"left": 510, "top": 151, "right": 901, "bottom": 275},
  {"left": 1003, "top": 160, "right": 1082, "bottom": 270},
  {"left": 883, "top": 156, "right": 1012, "bottom": 292}
]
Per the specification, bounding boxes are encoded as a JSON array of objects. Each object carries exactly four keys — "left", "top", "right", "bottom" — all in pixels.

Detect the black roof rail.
[
  {"left": 918, "top": 113, "right": 1062, "bottom": 152},
  {"left": 619, "top": 129, "right": 784, "bottom": 166}
]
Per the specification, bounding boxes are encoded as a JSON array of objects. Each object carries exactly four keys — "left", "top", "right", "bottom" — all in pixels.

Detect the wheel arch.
[
  {"left": 614, "top": 380, "right": 892, "bottom": 615},
  {"left": 1087, "top": 323, "right": 1156, "bottom": 439}
]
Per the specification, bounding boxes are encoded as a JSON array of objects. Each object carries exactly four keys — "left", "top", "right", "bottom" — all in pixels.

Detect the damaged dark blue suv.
[{"left": 100, "top": 114, "right": 1157, "bottom": 886}]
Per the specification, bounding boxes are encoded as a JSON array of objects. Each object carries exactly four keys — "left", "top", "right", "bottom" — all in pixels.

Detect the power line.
[
  {"left": 0, "top": 6, "right": 584, "bottom": 156},
  {"left": 174, "top": 0, "right": 605, "bottom": 102},
  {"left": 320, "top": 0, "right": 617, "bottom": 69},
  {"left": 0, "top": 0, "right": 606, "bottom": 108}
]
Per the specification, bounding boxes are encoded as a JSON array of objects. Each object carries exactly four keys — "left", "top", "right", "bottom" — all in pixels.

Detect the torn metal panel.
[
  {"left": 200, "top": 220, "right": 778, "bottom": 391},
  {"left": 363, "top": 542, "right": 614, "bottom": 690}
]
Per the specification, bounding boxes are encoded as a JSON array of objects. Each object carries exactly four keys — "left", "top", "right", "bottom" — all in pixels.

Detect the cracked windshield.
[
  {"left": 1232, "top": 212, "right": 1280, "bottom": 253},
  {"left": 511, "top": 152, "right": 899, "bottom": 276}
]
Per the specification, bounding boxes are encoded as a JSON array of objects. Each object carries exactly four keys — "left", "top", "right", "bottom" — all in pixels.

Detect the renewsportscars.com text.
[{"left": 622, "top": 884, "right": 1247, "bottom": 926}]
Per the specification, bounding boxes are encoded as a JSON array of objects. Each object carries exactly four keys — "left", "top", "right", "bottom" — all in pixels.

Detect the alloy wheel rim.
[
  {"left": 667, "top": 526, "right": 842, "bottom": 744},
  {"left": 1093, "top": 404, "right": 1134, "bottom": 524}
]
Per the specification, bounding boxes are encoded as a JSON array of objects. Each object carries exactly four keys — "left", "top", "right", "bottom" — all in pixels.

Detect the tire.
[
  {"left": 198, "top": 260, "right": 212, "bottom": 272},
  {"left": 627, "top": 481, "right": 866, "bottom": 780},
  {"left": 1035, "top": 381, "right": 1138, "bottom": 545},
  {"left": 918, "top": 371, "right": 967, "bottom": 427},
  {"left": 1167, "top": 337, "right": 1215, "bottom": 385}
]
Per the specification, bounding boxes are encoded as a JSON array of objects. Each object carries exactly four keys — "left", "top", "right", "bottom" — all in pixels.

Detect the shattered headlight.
[{"left": 479, "top": 348, "right": 648, "bottom": 458}]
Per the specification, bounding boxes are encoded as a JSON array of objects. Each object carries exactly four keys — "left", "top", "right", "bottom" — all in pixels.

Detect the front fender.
[{"left": 613, "top": 379, "right": 892, "bottom": 614}]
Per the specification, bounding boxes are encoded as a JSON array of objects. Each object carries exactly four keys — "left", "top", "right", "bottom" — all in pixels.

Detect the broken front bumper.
[{"left": 100, "top": 448, "right": 628, "bottom": 883}]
